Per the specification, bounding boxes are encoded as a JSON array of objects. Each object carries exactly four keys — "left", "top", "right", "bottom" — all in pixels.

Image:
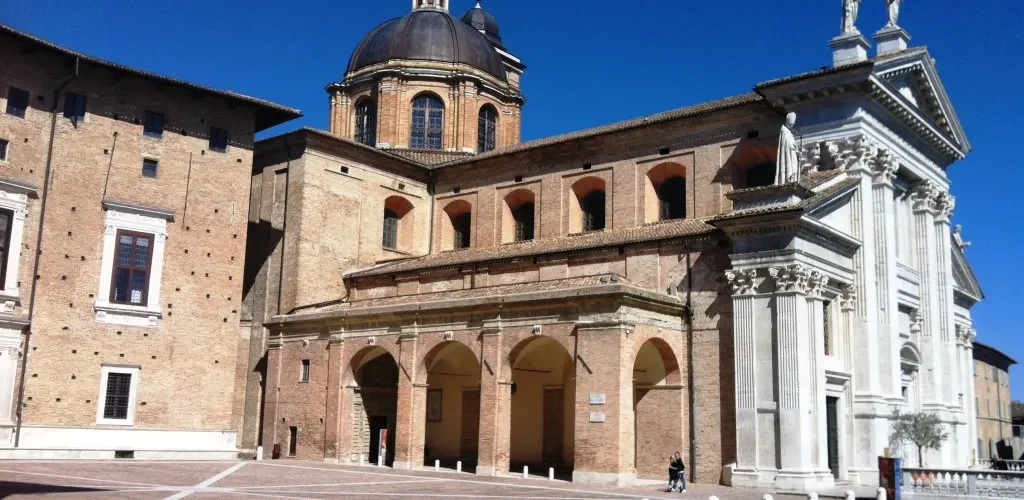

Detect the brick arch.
[
  {"left": 499, "top": 328, "right": 575, "bottom": 382},
  {"left": 501, "top": 188, "right": 536, "bottom": 243},
  {"left": 440, "top": 199, "right": 473, "bottom": 250},
  {"left": 342, "top": 343, "right": 401, "bottom": 387},
  {"left": 415, "top": 337, "right": 482, "bottom": 385},
  {"left": 631, "top": 335, "right": 682, "bottom": 386},
  {"left": 644, "top": 162, "right": 689, "bottom": 224},
  {"left": 569, "top": 176, "right": 607, "bottom": 234}
]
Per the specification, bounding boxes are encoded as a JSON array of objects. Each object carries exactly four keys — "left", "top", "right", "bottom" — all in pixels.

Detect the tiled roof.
[
  {"left": 255, "top": 127, "right": 429, "bottom": 169},
  {"left": 387, "top": 148, "right": 474, "bottom": 165},
  {"left": 756, "top": 60, "right": 874, "bottom": 88},
  {"left": 0, "top": 23, "right": 301, "bottom": 132},
  {"left": 800, "top": 169, "right": 844, "bottom": 189},
  {"left": 348, "top": 218, "right": 716, "bottom": 278},
  {"left": 711, "top": 177, "right": 860, "bottom": 222},
  {"left": 431, "top": 93, "right": 765, "bottom": 168}
]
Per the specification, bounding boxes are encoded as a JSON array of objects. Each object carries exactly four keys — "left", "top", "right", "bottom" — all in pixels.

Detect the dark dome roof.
[
  {"left": 347, "top": 9, "right": 506, "bottom": 81},
  {"left": 460, "top": 3, "right": 503, "bottom": 48}
]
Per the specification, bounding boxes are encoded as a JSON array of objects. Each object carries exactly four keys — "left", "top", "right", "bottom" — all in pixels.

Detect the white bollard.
[
  {"left": 359, "top": 454, "right": 365, "bottom": 466},
  {"left": 709, "top": 496, "right": 720, "bottom": 500},
  {"left": 256, "top": 446, "right": 263, "bottom": 461},
  {"left": 523, "top": 465, "right": 529, "bottom": 479},
  {"left": 877, "top": 487, "right": 887, "bottom": 500},
  {"left": 807, "top": 493, "right": 818, "bottom": 500},
  {"left": 434, "top": 459, "right": 440, "bottom": 472},
  {"left": 763, "top": 495, "right": 773, "bottom": 500},
  {"left": 377, "top": 454, "right": 383, "bottom": 467},
  {"left": 549, "top": 467, "right": 554, "bottom": 480},
  {"left": 845, "top": 490, "right": 856, "bottom": 500},
  {"left": 457, "top": 460, "right": 462, "bottom": 473}
]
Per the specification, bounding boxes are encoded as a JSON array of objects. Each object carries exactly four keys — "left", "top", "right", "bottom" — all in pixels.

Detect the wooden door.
[
  {"left": 542, "top": 388, "right": 564, "bottom": 464},
  {"left": 461, "top": 390, "right": 480, "bottom": 458}
]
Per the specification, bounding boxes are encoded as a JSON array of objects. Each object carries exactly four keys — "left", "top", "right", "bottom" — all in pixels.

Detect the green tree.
[{"left": 888, "top": 409, "right": 950, "bottom": 467}]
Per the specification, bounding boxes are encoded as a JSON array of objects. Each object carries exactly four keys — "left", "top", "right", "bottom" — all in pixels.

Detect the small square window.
[
  {"left": 6, "top": 87, "right": 28, "bottom": 118},
  {"left": 142, "top": 159, "right": 158, "bottom": 178},
  {"left": 0, "top": 139, "right": 8, "bottom": 162},
  {"left": 96, "top": 365, "right": 139, "bottom": 425},
  {"left": 143, "top": 111, "right": 164, "bottom": 137},
  {"left": 209, "top": 127, "right": 228, "bottom": 153},
  {"left": 300, "top": 359, "right": 310, "bottom": 383},
  {"left": 63, "top": 92, "right": 87, "bottom": 122}
]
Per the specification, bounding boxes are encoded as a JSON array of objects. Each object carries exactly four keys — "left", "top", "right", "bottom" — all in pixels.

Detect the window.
[
  {"left": 452, "top": 212, "right": 471, "bottom": 249},
  {"left": 0, "top": 139, "right": 7, "bottom": 162},
  {"left": 142, "top": 159, "right": 158, "bottom": 178},
  {"left": 657, "top": 176, "right": 687, "bottom": 221},
  {"left": 512, "top": 202, "right": 534, "bottom": 242},
  {"left": 209, "top": 127, "right": 228, "bottom": 153},
  {"left": 96, "top": 365, "right": 139, "bottom": 425},
  {"left": 410, "top": 95, "right": 444, "bottom": 150},
  {"left": 288, "top": 426, "right": 298, "bottom": 457},
  {"left": 382, "top": 208, "right": 399, "bottom": 249},
  {"left": 0, "top": 210, "right": 12, "bottom": 289},
  {"left": 143, "top": 111, "right": 164, "bottom": 137},
  {"left": 300, "top": 360, "right": 310, "bottom": 383},
  {"left": 63, "top": 92, "right": 87, "bottom": 123},
  {"left": 745, "top": 162, "right": 775, "bottom": 188},
  {"left": 110, "top": 231, "right": 153, "bottom": 306},
  {"left": 478, "top": 105, "right": 497, "bottom": 153},
  {"left": 355, "top": 100, "right": 377, "bottom": 146},
  {"left": 6, "top": 87, "right": 28, "bottom": 118},
  {"left": 581, "top": 190, "right": 606, "bottom": 232}
]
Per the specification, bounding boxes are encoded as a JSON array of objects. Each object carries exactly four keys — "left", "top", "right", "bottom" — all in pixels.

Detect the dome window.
[
  {"left": 355, "top": 99, "right": 377, "bottom": 147},
  {"left": 478, "top": 105, "right": 498, "bottom": 153},
  {"left": 411, "top": 94, "right": 445, "bottom": 150}
]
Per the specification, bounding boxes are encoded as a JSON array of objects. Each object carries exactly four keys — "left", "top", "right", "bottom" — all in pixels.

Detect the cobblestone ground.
[{"left": 0, "top": 460, "right": 809, "bottom": 500}]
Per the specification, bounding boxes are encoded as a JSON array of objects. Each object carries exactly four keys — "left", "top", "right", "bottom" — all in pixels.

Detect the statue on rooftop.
[
  {"left": 886, "top": 0, "right": 903, "bottom": 28},
  {"left": 842, "top": 0, "right": 861, "bottom": 35},
  {"left": 775, "top": 113, "right": 801, "bottom": 185}
]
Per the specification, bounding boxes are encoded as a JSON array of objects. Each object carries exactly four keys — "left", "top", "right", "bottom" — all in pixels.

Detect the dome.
[
  {"left": 460, "top": 2, "right": 504, "bottom": 49},
  {"left": 346, "top": 9, "right": 507, "bottom": 81}
]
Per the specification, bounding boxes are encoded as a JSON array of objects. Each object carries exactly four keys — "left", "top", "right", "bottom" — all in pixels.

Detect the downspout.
[
  {"left": 15, "top": 56, "right": 80, "bottom": 447},
  {"left": 684, "top": 240, "right": 696, "bottom": 482},
  {"left": 426, "top": 170, "right": 436, "bottom": 255}
]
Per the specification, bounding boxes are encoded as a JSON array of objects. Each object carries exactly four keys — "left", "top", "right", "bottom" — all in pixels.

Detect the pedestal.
[
  {"left": 874, "top": 27, "right": 910, "bottom": 56},
  {"left": 830, "top": 32, "right": 871, "bottom": 66}
]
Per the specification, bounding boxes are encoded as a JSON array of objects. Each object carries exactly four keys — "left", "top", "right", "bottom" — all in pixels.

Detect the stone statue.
[
  {"left": 842, "top": 0, "right": 861, "bottom": 34},
  {"left": 775, "top": 113, "right": 800, "bottom": 185},
  {"left": 886, "top": 0, "right": 902, "bottom": 28},
  {"left": 953, "top": 225, "right": 972, "bottom": 249}
]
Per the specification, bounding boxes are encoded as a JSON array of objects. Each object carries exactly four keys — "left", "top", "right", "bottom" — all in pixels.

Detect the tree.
[{"left": 888, "top": 409, "right": 950, "bottom": 467}]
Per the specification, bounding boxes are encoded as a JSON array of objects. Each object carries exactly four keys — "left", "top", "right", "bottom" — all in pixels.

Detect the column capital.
[
  {"left": 934, "top": 192, "right": 955, "bottom": 222},
  {"left": 911, "top": 180, "right": 941, "bottom": 214},
  {"left": 909, "top": 308, "right": 923, "bottom": 337},
  {"left": 839, "top": 283, "right": 857, "bottom": 311},
  {"left": 872, "top": 149, "right": 899, "bottom": 186},
  {"left": 768, "top": 264, "right": 823, "bottom": 295},
  {"left": 725, "top": 268, "right": 758, "bottom": 296}
]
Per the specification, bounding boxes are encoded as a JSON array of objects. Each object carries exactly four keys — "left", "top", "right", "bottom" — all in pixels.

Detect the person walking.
[
  {"left": 671, "top": 452, "right": 687, "bottom": 493},
  {"left": 666, "top": 455, "right": 680, "bottom": 492}
]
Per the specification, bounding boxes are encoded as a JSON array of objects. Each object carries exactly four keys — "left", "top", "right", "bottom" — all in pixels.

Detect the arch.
[
  {"left": 383, "top": 196, "right": 415, "bottom": 251},
  {"left": 569, "top": 177, "right": 606, "bottom": 234},
  {"left": 744, "top": 162, "right": 776, "bottom": 188},
  {"left": 632, "top": 337, "right": 685, "bottom": 479},
  {"left": 355, "top": 98, "right": 377, "bottom": 146},
  {"left": 411, "top": 93, "right": 445, "bottom": 150},
  {"left": 507, "top": 336, "right": 576, "bottom": 475},
  {"left": 478, "top": 104, "right": 498, "bottom": 153},
  {"left": 441, "top": 200, "right": 472, "bottom": 250},
  {"left": 347, "top": 346, "right": 399, "bottom": 466},
  {"left": 502, "top": 189, "right": 535, "bottom": 243},
  {"left": 419, "top": 341, "right": 482, "bottom": 469},
  {"left": 644, "top": 163, "right": 688, "bottom": 223}
]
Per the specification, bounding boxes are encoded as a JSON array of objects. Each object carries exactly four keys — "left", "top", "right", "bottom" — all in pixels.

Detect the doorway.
[
  {"left": 369, "top": 416, "right": 388, "bottom": 466},
  {"left": 826, "top": 396, "right": 840, "bottom": 478}
]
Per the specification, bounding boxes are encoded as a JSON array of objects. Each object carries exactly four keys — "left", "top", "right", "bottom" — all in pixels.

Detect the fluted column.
[
  {"left": 911, "top": 181, "right": 941, "bottom": 408},
  {"left": 726, "top": 269, "right": 758, "bottom": 470},
  {"left": 934, "top": 193, "right": 957, "bottom": 412},
  {"left": 963, "top": 329, "right": 978, "bottom": 465},
  {"left": 872, "top": 152, "right": 901, "bottom": 398},
  {"left": 806, "top": 273, "right": 830, "bottom": 472}
]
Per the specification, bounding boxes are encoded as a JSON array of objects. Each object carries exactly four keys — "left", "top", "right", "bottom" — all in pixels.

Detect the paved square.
[{"left": 0, "top": 460, "right": 797, "bottom": 500}]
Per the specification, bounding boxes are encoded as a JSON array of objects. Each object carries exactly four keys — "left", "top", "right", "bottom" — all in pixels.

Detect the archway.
[
  {"left": 509, "top": 336, "right": 576, "bottom": 477},
  {"left": 644, "top": 162, "right": 688, "bottom": 223},
  {"left": 569, "top": 177, "right": 606, "bottom": 233},
  {"left": 502, "top": 189, "right": 536, "bottom": 243},
  {"left": 421, "top": 341, "right": 482, "bottom": 470},
  {"left": 349, "top": 347, "right": 399, "bottom": 466},
  {"left": 632, "top": 338, "right": 683, "bottom": 479},
  {"left": 441, "top": 200, "right": 472, "bottom": 250}
]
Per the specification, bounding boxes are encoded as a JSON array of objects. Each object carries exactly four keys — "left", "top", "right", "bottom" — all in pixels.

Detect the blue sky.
[{"left": 4, "top": 1, "right": 1023, "bottom": 397}]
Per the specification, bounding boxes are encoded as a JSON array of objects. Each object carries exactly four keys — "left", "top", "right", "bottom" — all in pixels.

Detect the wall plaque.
[
  {"left": 589, "top": 393, "right": 606, "bottom": 405},
  {"left": 589, "top": 412, "right": 606, "bottom": 423}
]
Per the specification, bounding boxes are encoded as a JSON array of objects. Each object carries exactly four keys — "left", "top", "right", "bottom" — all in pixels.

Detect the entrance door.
[
  {"left": 461, "top": 390, "right": 480, "bottom": 458},
  {"left": 369, "top": 415, "right": 388, "bottom": 465},
  {"left": 826, "top": 396, "right": 840, "bottom": 478},
  {"left": 542, "top": 388, "right": 564, "bottom": 464}
]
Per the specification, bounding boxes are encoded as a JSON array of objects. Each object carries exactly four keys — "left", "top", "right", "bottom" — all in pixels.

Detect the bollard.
[
  {"left": 709, "top": 496, "right": 720, "bottom": 500},
  {"left": 845, "top": 490, "right": 856, "bottom": 500},
  {"left": 256, "top": 446, "right": 263, "bottom": 461},
  {"left": 457, "top": 460, "right": 462, "bottom": 473},
  {"left": 359, "top": 454, "right": 365, "bottom": 466},
  {"left": 434, "top": 459, "right": 440, "bottom": 472},
  {"left": 523, "top": 465, "right": 529, "bottom": 479},
  {"left": 549, "top": 467, "right": 554, "bottom": 480},
  {"left": 763, "top": 495, "right": 773, "bottom": 500},
  {"left": 808, "top": 493, "right": 818, "bottom": 500},
  {"left": 877, "top": 487, "right": 887, "bottom": 500},
  {"left": 377, "top": 454, "right": 383, "bottom": 467}
]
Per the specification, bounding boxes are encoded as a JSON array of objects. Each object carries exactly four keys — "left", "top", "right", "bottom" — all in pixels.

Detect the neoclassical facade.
[{"left": 240, "top": 1, "right": 989, "bottom": 494}]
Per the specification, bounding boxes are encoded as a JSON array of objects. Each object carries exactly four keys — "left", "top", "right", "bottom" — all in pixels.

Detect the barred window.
[
  {"left": 657, "top": 176, "right": 687, "bottom": 221},
  {"left": 452, "top": 212, "right": 471, "bottom": 249},
  {"left": 6, "top": 87, "right": 28, "bottom": 118},
  {"left": 111, "top": 231, "right": 153, "bottom": 306},
  {"left": 410, "top": 95, "right": 444, "bottom": 150},
  {"left": 581, "top": 191, "right": 606, "bottom": 232},
  {"left": 382, "top": 208, "right": 399, "bottom": 249},
  {"left": 512, "top": 202, "right": 534, "bottom": 242},
  {"left": 0, "top": 210, "right": 11, "bottom": 287},
  {"left": 478, "top": 105, "right": 497, "bottom": 153},
  {"left": 102, "top": 372, "right": 133, "bottom": 420},
  {"left": 209, "top": 126, "right": 228, "bottom": 153},
  {"left": 355, "top": 100, "right": 377, "bottom": 146},
  {"left": 300, "top": 360, "right": 311, "bottom": 383}
]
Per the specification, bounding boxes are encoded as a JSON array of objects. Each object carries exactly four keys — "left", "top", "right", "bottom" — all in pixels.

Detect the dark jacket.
[{"left": 671, "top": 457, "right": 685, "bottom": 472}]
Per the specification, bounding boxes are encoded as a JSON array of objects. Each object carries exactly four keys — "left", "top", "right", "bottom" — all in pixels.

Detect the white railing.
[
  {"left": 902, "top": 468, "right": 1024, "bottom": 497},
  {"left": 977, "top": 460, "right": 1024, "bottom": 472}
]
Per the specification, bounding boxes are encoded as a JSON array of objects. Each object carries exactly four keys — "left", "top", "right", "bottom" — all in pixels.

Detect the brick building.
[
  {"left": 247, "top": 1, "right": 990, "bottom": 493},
  {"left": 0, "top": 24, "right": 300, "bottom": 457},
  {"left": 972, "top": 341, "right": 1015, "bottom": 462}
]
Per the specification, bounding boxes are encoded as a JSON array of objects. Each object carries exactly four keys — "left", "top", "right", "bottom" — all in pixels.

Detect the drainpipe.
[
  {"left": 14, "top": 56, "right": 80, "bottom": 447},
  {"left": 684, "top": 240, "right": 696, "bottom": 482}
]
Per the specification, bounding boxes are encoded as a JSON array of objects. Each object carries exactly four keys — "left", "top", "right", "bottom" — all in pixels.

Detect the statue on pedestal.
[
  {"left": 842, "top": 0, "right": 861, "bottom": 35},
  {"left": 775, "top": 113, "right": 800, "bottom": 185},
  {"left": 886, "top": 0, "right": 903, "bottom": 28}
]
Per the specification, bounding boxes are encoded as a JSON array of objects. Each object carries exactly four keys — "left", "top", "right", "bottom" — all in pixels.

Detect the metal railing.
[{"left": 902, "top": 467, "right": 1024, "bottom": 497}]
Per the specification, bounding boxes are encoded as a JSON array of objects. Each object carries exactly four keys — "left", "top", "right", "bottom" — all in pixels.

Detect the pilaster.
[
  {"left": 392, "top": 333, "right": 422, "bottom": 470},
  {"left": 323, "top": 336, "right": 345, "bottom": 460},
  {"left": 872, "top": 151, "right": 901, "bottom": 399},
  {"left": 726, "top": 269, "right": 758, "bottom": 470},
  {"left": 912, "top": 181, "right": 942, "bottom": 409},
  {"left": 262, "top": 339, "right": 284, "bottom": 455},
  {"left": 0, "top": 342, "right": 20, "bottom": 425},
  {"left": 934, "top": 193, "right": 957, "bottom": 413},
  {"left": 475, "top": 328, "right": 509, "bottom": 477}
]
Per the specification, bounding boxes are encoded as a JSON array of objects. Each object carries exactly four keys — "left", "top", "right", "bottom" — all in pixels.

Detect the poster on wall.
[{"left": 427, "top": 389, "right": 443, "bottom": 422}]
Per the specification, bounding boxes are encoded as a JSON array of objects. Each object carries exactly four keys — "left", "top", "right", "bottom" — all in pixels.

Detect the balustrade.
[{"left": 902, "top": 467, "right": 1024, "bottom": 497}]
